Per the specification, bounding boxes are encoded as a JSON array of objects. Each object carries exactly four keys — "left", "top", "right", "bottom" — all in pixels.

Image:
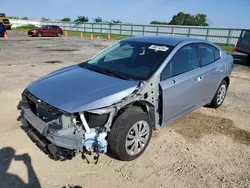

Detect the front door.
[
  {"left": 51, "top": 26, "right": 58, "bottom": 36},
  {"left": 160, "top": 44, "right": 203, "bottom": 126},
  {"left": 43, "top": 26, "right": 52, "bottom": 36}
]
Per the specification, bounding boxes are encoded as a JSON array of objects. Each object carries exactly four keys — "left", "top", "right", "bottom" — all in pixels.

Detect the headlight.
[{"left": 84, "top": 112, "right": 109, "bottom": 128}]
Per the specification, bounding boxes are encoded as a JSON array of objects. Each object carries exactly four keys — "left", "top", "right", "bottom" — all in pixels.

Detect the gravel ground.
[{"left": 0, "top": 31, "right": 250, "bottom": 188}]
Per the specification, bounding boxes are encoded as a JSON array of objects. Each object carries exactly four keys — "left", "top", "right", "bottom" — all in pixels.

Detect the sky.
[{"left": 1, "top": 0, "right": 250, "bottom": 28}]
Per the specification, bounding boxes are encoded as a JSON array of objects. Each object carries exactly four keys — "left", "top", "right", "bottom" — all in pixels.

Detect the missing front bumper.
[
  {"left": 21, "top": 106, "right": 83, "bottom": 150},
  {"left": 22, "top": 121, "right": 76, "bottom": 160},
  {"left": 20, "top": 99, "right": 108, "bottom": 161}
]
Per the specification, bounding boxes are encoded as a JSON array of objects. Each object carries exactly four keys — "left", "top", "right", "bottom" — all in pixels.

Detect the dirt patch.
[
  {"left": 93, "top": 44, "right": 106, "bottom": 48},
  {"left": 170, "top": 112, "right": 250, "bottom": 145},
  {"left": 43, "top": 49, "right": 79, "bottom": 52},
  {"left": 44, "top": 60, "right": 63, "bottom": 64}
]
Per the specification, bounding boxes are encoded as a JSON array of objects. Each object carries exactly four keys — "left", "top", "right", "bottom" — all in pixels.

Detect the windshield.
[{"left": 83, "top": 41, "right": 173, "bottom": 80}]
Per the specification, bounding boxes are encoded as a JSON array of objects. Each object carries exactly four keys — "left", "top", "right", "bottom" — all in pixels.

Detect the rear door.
[
  {"left": 236, "top": 30, "right": 250, "bottom": 54},
  {"left": 195, "top": 43, "right": 225, "bottom": 104},
  {"left": 160, "top": 44, "right": 203, "bottom": 126},
  {"left": 51, "top": 26, "right": 58, "bottom": 36}
]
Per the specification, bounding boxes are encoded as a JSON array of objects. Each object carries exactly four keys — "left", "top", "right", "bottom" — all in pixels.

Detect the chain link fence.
[{"left": 10, "top": 19, "right": 243, "bottom": 45}]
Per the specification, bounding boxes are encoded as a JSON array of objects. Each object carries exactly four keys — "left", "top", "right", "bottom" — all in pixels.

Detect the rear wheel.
[
  {"left": 56, "top": 32, "right": 62, "bottom": 37},
  {"left": 36, "top": 32, "right": 42, "bottom": 37},
  {"left": 209, "top": 80, "right": 228, "bottom": 108},
  {"left": 108, "top": 107, "right": 152, "bottom": 161}
]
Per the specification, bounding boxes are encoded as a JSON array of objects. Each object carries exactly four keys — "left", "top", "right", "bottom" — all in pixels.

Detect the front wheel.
[
  {"left": 108, "top": 107, "right": 152, "bottom": 161},
  {"left": 209, "top": 80, "right": 228, "bottom": 108},
  {"left": 36, "top": 32, "right": 42, "bottom": 37}
]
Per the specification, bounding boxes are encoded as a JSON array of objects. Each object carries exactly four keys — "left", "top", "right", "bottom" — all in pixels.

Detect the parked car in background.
[
  {"left": 0, "top": 22, "right": 6, "bottom": 37},
  {"left": 19, "top": 36, "right": 233, "bottom": 162},
  {"left": 28, "top": 25, "right": 63, "bottom": 37},
  {"left": 0, "top": 18, "right": 12, "bottom": 30},
  {"left": 236, "top": 29, "right": 250, "bottom": 61},
  {"left": 0, "top": 13, "right": 6, "bottom": 17}
]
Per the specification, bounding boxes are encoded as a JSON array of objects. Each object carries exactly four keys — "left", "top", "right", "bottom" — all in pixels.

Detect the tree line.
[
  {"left": 61, "top": 12, "right": 209, "bottom": 26},
  {"left": 61, "top": 16, "right": 122, "bottom": 24},
  {"left": 150, "top": 12, "right": 209, "bottom": 26}
]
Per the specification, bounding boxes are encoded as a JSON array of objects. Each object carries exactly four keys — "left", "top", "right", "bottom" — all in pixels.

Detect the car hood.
[{"left": 27, "top": 64, "right": 138, "bottom": 113}]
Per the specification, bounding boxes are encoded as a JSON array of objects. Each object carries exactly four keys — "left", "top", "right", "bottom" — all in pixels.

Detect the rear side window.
[
  {"left": 214, "top": 47, "right": 220, "bottom": 60},
  {"left": 241, "top": 30, "right": 250, "bottom": 39},
  {"left": 198, "top": 44, "right": 220, "bottom": 67}
]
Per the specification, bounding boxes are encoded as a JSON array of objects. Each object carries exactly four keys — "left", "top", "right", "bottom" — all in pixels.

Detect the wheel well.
[
  {"left": 113, "top": 101, "right": 156, "bottom": 129},
  {"left": 223, "top": 76, "right": 230, "bottom": 87}
]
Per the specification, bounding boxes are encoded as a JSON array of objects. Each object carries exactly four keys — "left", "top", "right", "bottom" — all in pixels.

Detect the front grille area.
[{"left": 25, "top": 91, "right": 63, "bottom": 123}]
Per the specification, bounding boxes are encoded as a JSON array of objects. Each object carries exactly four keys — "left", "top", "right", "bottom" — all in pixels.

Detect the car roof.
[{"left": 123, "top": 36, "right": 206, "bottom": 46}]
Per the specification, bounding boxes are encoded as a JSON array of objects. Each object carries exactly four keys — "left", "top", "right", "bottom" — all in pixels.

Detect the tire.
[
  {"left": 56, "top": 32, "right": 62, "bottom": 37},
  {"left": 108, "top": 107, "right": 152, "bottom": 161},
  {"left": 209, "top": 80, "right": 228, "bottom": 108},
  {"left": 37, "top": 32, "right": 42, "bottom": 37}
]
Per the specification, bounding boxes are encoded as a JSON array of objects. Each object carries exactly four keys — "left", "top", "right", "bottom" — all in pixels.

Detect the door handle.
[
  {"left": 171, "top": 79, "right": 176, "bottom": 85},
  {"left": 218, "top": 68, "right": 224, "bottom": 72},
  {"left": 195, "top": 76, "right": 202, "bottom": 82}
]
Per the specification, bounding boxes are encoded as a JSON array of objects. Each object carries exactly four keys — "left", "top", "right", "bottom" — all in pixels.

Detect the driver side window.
[{"left": 161, "top": 44, "right": 197, "bottom": 81}]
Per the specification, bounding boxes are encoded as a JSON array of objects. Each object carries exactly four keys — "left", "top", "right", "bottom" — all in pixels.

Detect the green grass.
[
  {"left": 15, "top": 24, "right": 36, "bottom": 30},
  {"left": 12, "top": 28, "right": 235, "bottom": 52},
  {"left": 65, "top": 31, "right": 130, "bottom": 40},
  {"left": 217, "top": 44, "right": 234, "bottom": 52}
]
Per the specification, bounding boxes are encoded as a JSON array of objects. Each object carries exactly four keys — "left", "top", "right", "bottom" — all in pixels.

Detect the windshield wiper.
[
  {"left": 80, "top": 63, "right": 132, "bottom": 80},
  {"left": 80, "top": 63, "right": 97, "bottom": 71},
  {"left": 100, "top": 68, "right": 133, "bottom": 80}
]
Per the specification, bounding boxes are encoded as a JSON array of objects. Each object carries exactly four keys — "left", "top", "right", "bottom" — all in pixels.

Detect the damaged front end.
[
  {"left": 19, "top": 72, "right": 160, "bottom": 163},
  {"left": 19, "top": 90, "right": 112, "bottom": 162}
]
